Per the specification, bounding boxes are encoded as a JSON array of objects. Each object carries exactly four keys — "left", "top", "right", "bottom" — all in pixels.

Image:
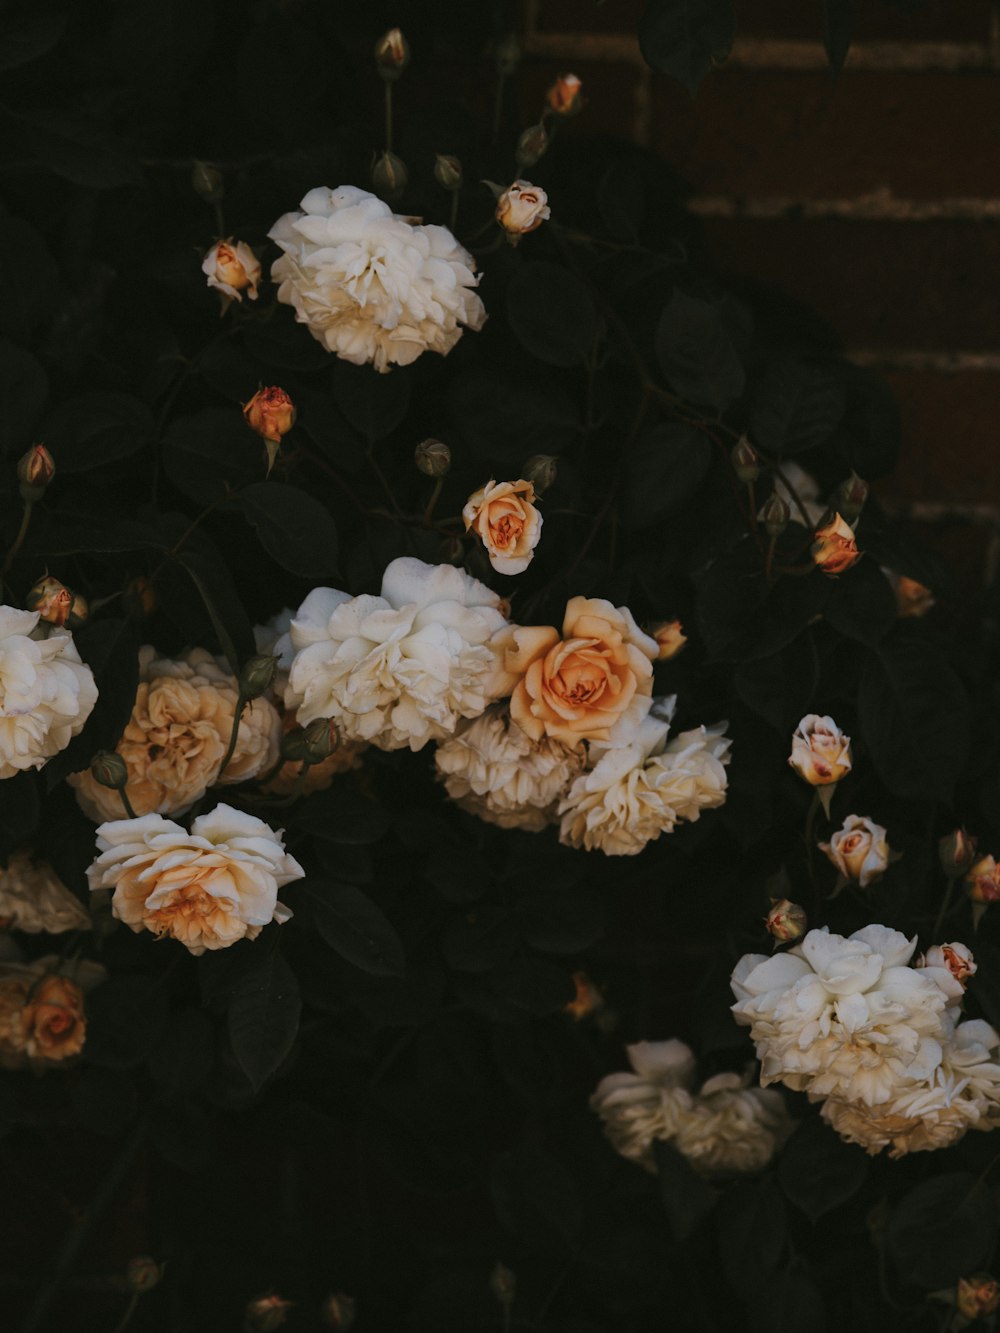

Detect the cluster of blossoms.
[
  {"left": 731, "top": 925, "right": 1000, "bottom": 1157},
  {"left": 590, "top": 1040, "right": 793, "bottom": 1176}
]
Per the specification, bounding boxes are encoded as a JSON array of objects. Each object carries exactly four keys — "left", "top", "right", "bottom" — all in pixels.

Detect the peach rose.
[
  {"left": 547, "top": 73, "right": 583, "bottom": 115},
  {"left": 967, "top": 855, "right": 1000, "bottom": 904},
  {"left": 788, "top": 714, "right": 852, "bottom": 786},
  {"left": 463, "top": 478, "right": 543, "bottom": 575},
  {"left": 0, "top": 957, "right": 104, "bottom": 1069},
  {"left": 502, "top": 597, "right": 657, "bottom": 746},
  {"left": 496, "top": 181, "right": 550, "bottom": 241},
  {"left": 648, "top": 619, "right": 687, "bottom": 662},
  {"left": 21, "top": 974, "right": 87, "bottom": 1061},
  {"left": 891, "top": 573, "right": 935, "bottom": 619},
  {"left": 202, "top": 238, "right": 261, "bottom": 304},
  {"left": 819, "top": 814, "right": 890, "bottom": 888},
  {"left": 811, "top": 512, "right": 860, "bottom": 576},
  {"left": 244, "top": 386, "right": 296, "bottom": 444}
]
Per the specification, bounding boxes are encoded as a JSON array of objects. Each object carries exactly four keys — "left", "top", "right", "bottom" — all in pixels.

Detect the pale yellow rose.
[
  {"left": 819, "top": 814, "right": 890, "bottom": 888},
  {"left": 788, "top": 714, "right": 852, "bottom": 786},
  {"left": 648, "top": 619, "right": 687, "bottom": 662},
  {"left": 202, "top": 237, "right": 261, "bottom": 304},
  {"left": 463, "top": 478, "right": 543, "bottom": 576}
]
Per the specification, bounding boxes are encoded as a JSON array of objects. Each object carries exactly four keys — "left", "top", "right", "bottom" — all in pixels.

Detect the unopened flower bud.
[
  {"left": 203, "top": 238, "right": 261, "bottom": 306},
  {"left": 890, "top": 573, "right": 935, "bottom": 619},
  {"left": 762, "top": 492, "right": 789, "bottom": 539},
  {"left": 522, "top": 453, "right": 557, "bottom": 495},
  {"left": 836, "top": 471, "right": 869, "bottom": 521},
  {"left": 26, "top": 575, "right": 72, "bottom": 626},
  {"left": 765, "top": 898, "right": 807, "bottom": 943},
  {"left": 126, "top": 1255, "right": 164, "bottom": 1293},
  {"left": 812, "top": 512, "right": 860, "bottom": 576},
  {"left": 957, "top": 1274, "right": 1000, "bottom": 1320},
  {"left": 647, "top": 619, "right": 687, "bottom": 662},
  {"left": 564, "top": 971, "right": 604, "bottom": 1020},
  {"left": 731, "top": 436, "right": 759, "bottom": 484},
  {"left": 91, "top": 750, "right": 129, "bottom": 792},
  {"left": 546, "top": 73, "right": 583, "bottom": 116},
  {"left": 490, "top": 1262, "right": 516, "bottom": 1306},
  {"left": 321, "top": 1292, "right": 356, "bottom": 1328},
  {"left": 244, "top": 387, "right": 296, "bottom": 472},
  {"left": 239, "top": 654, "right": 279, "bottom": 701},
  {"left": 372, "top": 150, "right": 407, "bottom": 200},
  {"left": 940, "top": 828, "right": 977, "bottom": 877},
  {"left": 515, "top": 123, "right": 549, "bottom": 171},
  {"left": 966, "top": 855, "right": 1000, "bottom": 904},
  {"left": 434, "top": 154, "right": 463, "bottom": 192},
  {"left": 190, "top": 159, "right": 224, "bottom": 204},
  {"left": 374, "top": 27, "right": 410, "bottom": 78},
  {"left": 67, "top": 589, "right": 89, "bottom": 629},
  {"left": 496, "top": 180, "right": 550, "bottom": 244},
  {"left": 281, "top": 717, "right": 337, "bottom": 766},
  {"left": 244, "top": 1294, "right": 293, "bottom": 1333},
  {"left": 415, "top": 438, "right": 451, "bottom": 478},
  {"left": 494, "top": 33, "right": 520, "bottom": 77},
  {"left": 18, "top": 444, "right": 55, "bottom": 496}
]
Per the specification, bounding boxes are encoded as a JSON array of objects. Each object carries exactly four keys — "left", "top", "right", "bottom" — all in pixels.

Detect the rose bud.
[
  {"left": 515, "top": 123, "right": 549, "bottom": 171},
  {"left": 818, "top": 814, "right": 890, "bottom": 888},
  {"left": 239, "top": 654, "right": 279, "bottom": 701},
  {"left": 921, "top": 942, "right": 976, "bottom": 989},
  {"left": 126, "top": 1256, "right": 164, "bottom": 1293},
  {"left": 244, "top": 1294, "right": 293, "bottom": 1333},
  {"left": 496, "top": 180, "right": 551, "bottom": 244},
  {"left": 321, "top": 1293, "right": 356, "bottom": 1328},
  {"left": 372, "top": 149, "right": 407, "bottom": 200},
  {"left": 490, "top": 1262, "right": 516, "bottom": 1306},
  {"left": 811, "top": 512, "right": 860, "bottom": 576},
  {"left": 966, "top": 855, "right": 1000, "bottom": 904},
  {"left": 17, "top": 443, "right": 55, "bottom": 494},
  {"left": 374, "top": 27, "right": 410, "bottom": 77},
  {"left": 564, "top": 971, "right": 604, "bottom": 1020},
  {"left": 647, "top": 619, "right": 687, "bottom": 662},
  {"left": 244, "top": 387, "right": 296, "bottom": 473},
  {"left": 891, "top": 573, "right": 935, "bottom": 619},
  {"left": 761, "top": 492, "right": 789, "bottom": 539},
  {"left": 522, "top": 453, "right": 557, "bottom": 495},
  {"left": 835, "top": 471, "right": 869, "bottom": 521},
  {"left": 91, "top": 750, "right": 129, "bottom": 792},
  {"left": 25, "top": 575, "right": 72, "bottom": 627},
  {"left": 494, "top": 33, "right": 521, "bottom": 76},
  {"left": 281, "top": 717, "right": 337, "bottom": 766},
  {"left": 546, "top": 73, "right": 583, "bottom": 116},
  {"left": 202, "top": 238, "right": 261, "bottom": 306},
  {"left": 957, "top": 1275, "right": 1000, "bottom": 1320},
  {"left": 764, "top": 898, "right": 807, "bottom": 943},
  {"left": 415, "top": 438, "right": 451, "bottom": 477},
  {"left": 940, "top": 828, "right": 978, "bottom": 877},
  {"left": 789, "top": 714, "right": 852, "bottom": 787},
  {"left": 190, "top": 159, "right": 224, "bottom": 204},
  {"left": 731, "top": 435, "right": 759, "bottom": 484},
  {"left": 434, "top": 154, "right": 463, "bottom": 192}
]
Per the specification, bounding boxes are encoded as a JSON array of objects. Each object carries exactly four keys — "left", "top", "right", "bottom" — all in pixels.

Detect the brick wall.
[{"left": 518, "top": 0, "right": 1000, "bottom": 596}]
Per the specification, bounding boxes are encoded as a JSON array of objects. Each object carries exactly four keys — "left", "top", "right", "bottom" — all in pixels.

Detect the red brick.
[
  {"left": 700, "top": 218, "right": 1000, "bottom": 349},
  {"left": 880, "top": 370, "right": 1000, "bottom": 502},
  {"left": 533, "top": 0, "right": 645, "bottom": 35},
  {"left": 734, "top": 0, "right": 993, "bottom": 42},
  {"left": 652, "top": 71, "right": 1000, "bottom": 201}
]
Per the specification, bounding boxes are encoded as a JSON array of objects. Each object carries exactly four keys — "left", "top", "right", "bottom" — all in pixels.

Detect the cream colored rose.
[
  {"left": 811, "top": 512, "right": 860, "bottom": 575},
  {"left": 788, "top": 714, "right": 851, "bottom": 786},
  {"left": 69, "top": 646, "right": 281, "bottom": 822},
  {"left": 434, "top": 703, "right": 584, "bottom": 831},
  {"left": 463, "top": 479, "right": 543, "bottom": 576},
  {"left": 919, "top": 942, "right": 976, "bottom": 989},
  {"left": 0, "top": 849, "right": 90, "bottom": 933},
  {"left": 202, "top": 238, "right": 261, "bottom": 304},
  {"left": 269, "top": 185, "right": 485, "bottom": 373},
  {"left": 503, "top": 597, "right": 657, "bottom": 747},
  {"left": 87, "top": 804, "right": 304, "bottom": 956},
  {"left": 496, "top": 180, "right": 550, "bottom": 240},
  {"left": 0, "top": 606, "right": 97, "bottom": 780},
  {"left": 819, "top": 814, "right": 889, "bottom": 888}
]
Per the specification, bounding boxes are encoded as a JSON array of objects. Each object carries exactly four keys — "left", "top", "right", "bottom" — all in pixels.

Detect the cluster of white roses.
[
  {"left": 273, "top": 557, "right": 729, "bottom": 855},
  {"left": 590, "top": 1039, "right": 793, "bottom": 1176},
  {"left": 731, "top": 925, "right": 1000, "bottom": 1157}
]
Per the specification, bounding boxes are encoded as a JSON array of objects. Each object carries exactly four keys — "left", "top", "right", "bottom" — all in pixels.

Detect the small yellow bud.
[
  {"left": 939, "top": 828, "right": 977, "bottom": 877},
  {"left": 761, "top": 493, "right": 789, "bottom": 539},
  {"left": 190, "top": 160, "right": 224, "bottom": 204},
  {"left": 730, "top": 436, "right": 759, "bottom": 483},
  {"left": 239, "top": 654, "right": 279, "bottom": 700},
  {"left": 91, "top": 750, "right": 129, "bottom": 792},
  {"left": 490, "top": 1261, "right": 516, "bottom": 1306},
  {"left": 321, "top": 1292, "right": 356, "bottom": 1328},
  {"left": 515, "top": 123, "right": 549, "bottom": 172},
  {"left": 522, "top": 453, "right": 557, "bottom": 495},
  {"left": 281, "top": 718, "right": 337, "bottom": 766}
]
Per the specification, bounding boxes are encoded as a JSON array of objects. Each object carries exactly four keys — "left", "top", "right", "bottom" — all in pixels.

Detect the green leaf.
[
  {"left": 639, "top": 0, "right": 737, "bottom": 94},
  {"left": 518, "top": 886, "right": 605, "bottom": 954},
  {"left": 735, "top": 638, "right": 820, "bottom": 733},
  {"left": 621, "top": 423, "right": 712, "bottom": 529},
  {"left": 147, "top": 1008, "right": 215, "bottom": 1101},
  {"left": 0, "top": 3, "right": 67, "bottom": 70},
  {"left": 236, "top": 481, "right": 339, "bottom": 578},
  {"left": 655, "top": 291, "right": 745, "bottom": 410},
  {"left": 598, "top": 157, "right": 645, "bottom": 243},
  {"left": 298, "top": 880, "right": 405, "bottom": 977},
  {"left": 10, "top": 107, "right": 140, "bottom": 188},
  {"left": 0, "top": 215, "right": 59, "bottom": 336},
  {"left": 777, "top": 1118, "right": 868, "bottom": 1223},
  {"left": 506, "top": 261, "right": 599, "bottom": 368},
  {"left": 859, "top": 636, "right": 969, "bottom": 802},
  {"left": 492, "top": 1146, "right": 582, "bottom": 1248},
  {"left": 887, "top": 1173, "right": 998, "bottom": 1289},
  {"left": 493, "top": 959, "right": 576, "bottom": 1015},
  {"left": 0, "top": 341, "right": 47, "bottom": 455},
  {"left": 443, "top": 906, "right": 518, "bottom": 973},
  {"left": 748, "top": 1266, "right": 827, "bottom": 1333},
  {"left": 43, "top": 392, "right": 154, "bottom": 472},
  {"left": 449, "top": 371, "right": 581, "bottom": 464},
  {"left": 84, "top": 977, "right": 168, "bottom": 1069},
  {"left": 823, "top": 558, "right": 896, "bottom": 646},
  {"left": 749, "top": 359, "right": 846, "bottom": 455},
  {"left": 717, "top": 1178, "right": 787, "bottom": 1298},
  {"left": 163, "top": 408, "right": 262, "bottom": 502},
  {"left": 227, "top": 946, "right": 301, "bottom": 1092},
  {"left": 653, "top": 1139, "right": 719, "bottom": 1240},
  {"left": 170, "top": 546, "right": 256, "bottom": 677},
  {"left": 334, "top": 361, "right": 411, "bottom": 441},
  {"left": 291, "top": 787, "right": 389, "bottom": 845}
]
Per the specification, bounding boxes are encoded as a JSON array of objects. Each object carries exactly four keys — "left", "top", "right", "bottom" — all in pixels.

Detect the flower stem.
[
  {"left": 423, "top": 476, "right": 445, "bottom": 525},
  {"left": 218, "top": 695, "right": 247, "bottom": 778},
  {"left": 384, "top": 80, "right": 393, "bottom": 154},
  {"left": 492, "top": 72, "right": 505, "bottom": 145},
  {"left": 804, "top": 790, "right": 822, "bottom": 918},
  {"left": 109, "top": 1292, "right": 139, "bottom": 1333},
  {"left": 117, "top": 787, "right": 137, "bottom": 820},
  {"left": 449, "top": 189, "right": 459, "bottom": 234},
  {"left": 0, "top": 499, "right": 33, "bottom": 580},
  {"left": 931, "top": 873, "right": 959, "bottom": 940}
]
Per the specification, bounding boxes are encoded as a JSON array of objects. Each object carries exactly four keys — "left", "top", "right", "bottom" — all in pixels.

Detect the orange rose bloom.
[
  {"left": 811, "top": 512, "right": 860, "bottom": 575},
  {"left": 243, "top": 386, "right": 297, "bottom": 444},
  {"left": 463, "top": 478, "right": 543, "bottom": 575},
  {"left": 21, "top": 974, "right": 87, "bottom": 1061}
]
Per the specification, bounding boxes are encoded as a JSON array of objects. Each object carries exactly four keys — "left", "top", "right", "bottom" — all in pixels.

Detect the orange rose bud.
[
  {"left": 940, "top": 828, "right": 977, "bottom": 877},
  {"left": 244, "top": 387, "right": 296, "bottom": 473},
  {"left": 374, "top": 26, "right": 409, "bottom": 77},
  {"left": 811, "top": 512, "right": 860, "bottom": 576},
  {"left": 244, "top": 1294, "right": 294, "bottom": 1333},
  {"left": 22, "top": 974, "right": 87, "bottom": 1061},
  {"left": 372, "top": 150, "right": 407, "bottom": 200},
  {"left": 564, "top": 971, "right": 604, "bottom": 1020},
  {"left": 648, "top": 619, "right": 687, "bottom": 662},
  {"left": 893, "top": 574, "right": 934, "bottom": 619},
  {"left": 966, "top": 855, "right": 1000, "bottom": 904},
  {"left": 490, "top": 1262, "right": 516, "bottom": 1306},
  {"left": 957, "top": 1275, "right": 1000, "bottom": 1320},
  {"left": 547, "top": 73, "right": 583, "bottom": 116},
  {"left": 765, "top": 898, "right": 807, "bottom": 943},
  {"left": 25, "top": 575, "right": 72, "bottom": 626},
  {"left": 17, "top": 443, "right": 55, "bottom": 496}
]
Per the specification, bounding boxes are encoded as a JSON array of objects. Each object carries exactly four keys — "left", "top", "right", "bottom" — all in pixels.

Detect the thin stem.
[
  {"left": 492, "top": 72, "right": 505, "bottom": 144},
  {"left": 109, "top": 1292, "right": 139, "bottom": 1333},
  {"left": 804, "top": 790, "right": 823, "bottom": 919},
  {"left": 0, "top": 499, "right": 33, "bottom": 579},
  {"left": 931, "top": 874, "right": 959, "bottom": 940},
  {"left": 384, "top": 80, "right": 393, "bottom": 154},
  {"left": 449, "top": 190, "right": 459, "bottom": 234},
  {"left": 423, "top": 476, "right": 445, "bottom": 526},
  {"left": 118, "top": 786, "right": 137, "bottom": 820},
  {"left": 218, "top": 696, "right": 246, "bottom": 779}
]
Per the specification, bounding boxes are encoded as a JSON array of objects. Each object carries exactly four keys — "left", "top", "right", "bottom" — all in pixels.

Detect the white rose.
[
  {"left": 496, "top": 180, "right": 551, "bottom": 239},
  {"left": 0, "top": 849, "right": 90, "bottom": 934},
  {"left": 0, "top": 606, "right": 97, "bottom": 780},
  {"left": 202, "top": 237, "right": 261, "bottom": 304},
  {"left": 268, "top": 185, "right": 485, "bottom": 373},
  {"left": 285, "top": 558, "right": 509, "bottom": 752},
  {"left": 788, "top": 714, "right": 852, "bottom": 786},
  {"left": 818, "top": 814, "right": 890, "bottom": 887},
  {"left": 87, "top": 804, "right": 304, "bottom": 956},
  {"left": 434, "top": 704, "right": 584, "bottom": 831},
  {"left": 731, "top": 924, "right": 953, "bottom": 1106}
]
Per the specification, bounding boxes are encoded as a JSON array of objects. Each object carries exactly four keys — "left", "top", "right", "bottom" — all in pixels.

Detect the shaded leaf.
[
  {"left": 492, "top": 1146, "right": 582, "bottom": 1248},
  {"left": 171, "top": 546, "right": 256, "bottom": 676},
  {"left": 334, "top": 361, "right": 411, "bottom": 441},
  {"left": 506, "top": 261, "right": 599, "bottom": 368},
  {"left": 291, "top": 787, "right": 389, "bottom": 845},
  {"left": 42, "top": 392, "right": 154, "bottom": 472},
  {"left": 0, "top": 340, "right": 47, "bottom": 455},
  {"left": 823, "top": 557, "right": 896, "bottom": 646},
  {"left": 777, "top": 1118, "right": 868, "bottom": 1222},
  {"left": 622, "top": 422, "right": 712, "bottom": 529},
  {"left": 653, "top": 1139, "right": 719, "bottom": 1240},
  {"left": 656, "top": 290, "right": 744, "bottom": 409},
  {"left": 236, "top": 482, "right": 339, "bottom": 577},
  {"left": 0, "top": 3, "right": 67, "bottom": 70},
  {"left": 163, "top": 407, "right": 262, "bottom": 502},
  {"left": 0, "top": 215, "right": 59, "bottom": 336},
  {"left": 750, "top": 359, "right": 846, "bottom": 455},
  {"left": 887, "top": 1172, "right": 998, "bottom": 1289},
  {"left": 227, "top": 946, "right": 301, "bottom": 1092},
  {"left": 298, "top": 880, "right": 405, "bottom": 977},
  {"left": 639, "top": 0, "right": 737, "bottom": 94}
]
